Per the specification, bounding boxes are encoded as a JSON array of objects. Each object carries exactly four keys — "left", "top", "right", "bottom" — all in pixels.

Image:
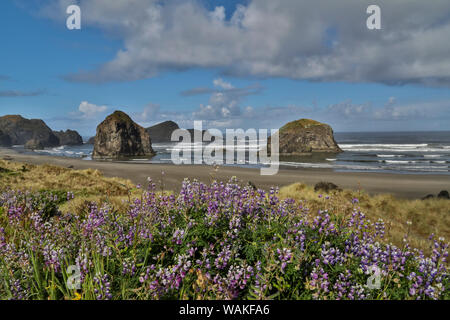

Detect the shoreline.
[{"left": 1, "top": 148, "right": 449, "bottom": 199}]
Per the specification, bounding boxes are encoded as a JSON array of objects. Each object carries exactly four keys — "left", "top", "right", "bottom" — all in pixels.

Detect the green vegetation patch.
[{"left": 280, "top": 119, "right": 323, "bottom": 132}]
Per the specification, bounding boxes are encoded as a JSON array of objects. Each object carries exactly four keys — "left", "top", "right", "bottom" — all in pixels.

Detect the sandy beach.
[{"left": 1, "top": 148, "right": 449, "bottom": 199}]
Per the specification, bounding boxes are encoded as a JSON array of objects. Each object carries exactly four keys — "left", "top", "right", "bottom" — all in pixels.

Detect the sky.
[{"left": 0, "top": 0, "right": 450, "bottom": 136}]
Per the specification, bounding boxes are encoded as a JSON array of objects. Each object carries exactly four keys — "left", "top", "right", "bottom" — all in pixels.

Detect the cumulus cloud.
[
  {"left": 190, "top": 80, "right": 262, "bottom": 126},
  {"left": 33, "top": 0, "right": 450, "bottom": 86},
  {"left": 77, "top": 101, "right": 108, "bottom": 118},
  {"left": 131, "top": 79, "right": 263, "bottom": 128}
]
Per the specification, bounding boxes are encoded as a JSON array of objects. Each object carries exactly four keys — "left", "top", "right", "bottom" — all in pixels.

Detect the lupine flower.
[{"left": 0, "top": 179, "right": 447, "bottom": 300}]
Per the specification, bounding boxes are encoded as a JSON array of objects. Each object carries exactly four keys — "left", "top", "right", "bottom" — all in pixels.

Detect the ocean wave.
[
  {"left": 167, "top": 145, "right": 261, "bottom": 152},
  {"left": 384, "top": 160, "right": 418, "bottom": 164},
  {"left": 376, "top": 154, "right": 404, "bottom": 158},
  {"left": 340, "top": 143, "right": 429, "bottom": 148},
  {"left": 278, "top": 162, "right": 380, "bottom": 171},
  {"left": 339, "top": 143, "right": 449, "bottom": 152},
  {"left": 33, "top": 146, "right": 90, "bottom": 158}
]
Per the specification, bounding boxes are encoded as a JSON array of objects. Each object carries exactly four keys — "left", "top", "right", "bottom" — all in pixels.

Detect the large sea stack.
[
  {"left": 92, "top": 111, "right": 155, "bottom": 159},
  {"left": 0, "top": 115, "right": 59, "bottom": 147},
  {"left": 146, "top": 121, "right": 180, "bottom": 143},
  {"left": 271, "top": 119, "right": 342, "bottom": 155},
  {"left": 53, "top": 129, "right": 83, "bottom": 146}
]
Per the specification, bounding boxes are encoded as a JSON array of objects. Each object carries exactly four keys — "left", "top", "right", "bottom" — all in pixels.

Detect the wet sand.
[{"left": 1, "top": 148, "right": 449, "bottom": 199}]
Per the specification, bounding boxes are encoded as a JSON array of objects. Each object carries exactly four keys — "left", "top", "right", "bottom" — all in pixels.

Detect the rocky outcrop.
[
  {"left": 438, "top": 190, "right": 449, "bottom": 199},
  {"left": 146, "top": 121, "right": 180, "bottom": 143},
  {"left": 92, "top": 111, "right": 155, "bottom": 159},
  {"left": 0, "top": 130, "right": 12, "bottom": 147},
  {"left": 422, "top": 190, "right": 449, "bottom": 200},
  {"left": 422, "top": 194, "right": 435, "bottom": 200},
  {"left": 87, "top": 137, "right": 96, "bottom": 144},
  {"left": 0, "top": 115, "right": 59, "bottom": 148},
  {"left": 270, "top": 119, "right": 342, "bottom": 155},
  {"left": 314, "top": 181, "right": 342, "bottom": 193},
  {"left": 53, "top": 130, "right": 83, "bottom": 146}
]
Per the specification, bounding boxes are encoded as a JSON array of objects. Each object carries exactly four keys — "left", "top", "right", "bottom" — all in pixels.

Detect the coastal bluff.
[
  {"left": 271, "top": 119, "right": 342, "bottom": 155},
  {"left": 92, "top": 111, "right": 155, "bottom": 159},
  {"left": 0, "top": 115, "right": 60, "bottom": 148},
  {"left": 0, "top": 115, "right": 83, "bottom": 149}
]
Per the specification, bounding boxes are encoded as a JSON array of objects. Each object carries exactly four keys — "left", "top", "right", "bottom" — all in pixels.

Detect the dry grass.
[
  {"left": 0, "top": 159, "right": 138, "bottom": 213},
  {"left": 279, "top": 182, "right": 450, "bottom": 254},
  {"left": 0, "top": 160, "right": 134, "bottom": 194}
]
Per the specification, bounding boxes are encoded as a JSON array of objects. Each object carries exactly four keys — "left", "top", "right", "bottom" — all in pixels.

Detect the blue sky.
[{"left": 1, "top": 0, "right": 450, "bottom": 135}]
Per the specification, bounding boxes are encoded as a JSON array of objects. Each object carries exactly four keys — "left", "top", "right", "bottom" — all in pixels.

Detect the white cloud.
[
  {"left": 191, "top": 79, "right": 253, "bottom": 123},
  {"left": 213, "top": 78, "right": 234, "bottom": 90},
  {"left": 78, "top": 101, "right": 108, "bottom": 118},
  {"left": 209, "top": 6, "right": 226, "bottom": 22},
  {"left": 36, "top": 0, "right": 450, "bottom": 86}
]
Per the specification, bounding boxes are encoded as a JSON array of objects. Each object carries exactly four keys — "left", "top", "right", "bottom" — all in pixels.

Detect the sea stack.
[
  {"left": 271, "top": 119, "right": 342, "bottom": 155},
  {"left": 92, "top": 111, "right": 155, "bottom": 159},
  {"left": 53, "top": 129, "right": 83, "bottom": 146},
  {"left": 146, "top": 121, "right": 180, "bottom": 143}
]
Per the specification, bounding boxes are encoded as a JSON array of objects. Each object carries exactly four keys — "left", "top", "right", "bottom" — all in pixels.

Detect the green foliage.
[{"left": 280, "top": 119, "right": 323, "bottom": 132}]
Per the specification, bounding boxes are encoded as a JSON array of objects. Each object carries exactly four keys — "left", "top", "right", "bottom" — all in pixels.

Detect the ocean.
[{"left": 13, "top": 131, "right": 450, "bottom": 175}]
